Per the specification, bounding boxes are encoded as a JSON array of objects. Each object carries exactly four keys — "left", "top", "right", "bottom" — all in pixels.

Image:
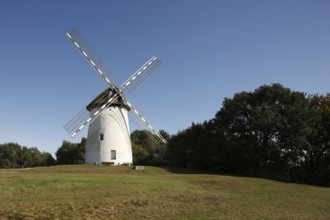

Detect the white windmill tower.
[{"left": 63, "top": 28, "right": 167, "bottom": 165}]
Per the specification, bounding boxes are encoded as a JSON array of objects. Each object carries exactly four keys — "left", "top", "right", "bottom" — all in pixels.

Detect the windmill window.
[
  {"left": 100, "top": 133, "right": 104, "bottom": 141},
  {"left": 111, "top": 150, "right": 116, "bottom": 160}
]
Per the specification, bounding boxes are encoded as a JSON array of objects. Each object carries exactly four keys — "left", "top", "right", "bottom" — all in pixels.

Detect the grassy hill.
[{"left": 0, "top": 165, "right": 329, "bottom": 219}]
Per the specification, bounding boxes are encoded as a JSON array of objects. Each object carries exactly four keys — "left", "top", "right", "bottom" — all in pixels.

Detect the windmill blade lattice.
[
  {"left": 121, "top": 56, "right": 161, "bottom": 93},
  {"left": 125, "top": 100, "right": 167, "bottom": 145},
  {"left": 64, "top": 89, "right": 119, "bottom": 138},
  {"left": 66, "top": 28, "right": 117, "bottom": 90}
]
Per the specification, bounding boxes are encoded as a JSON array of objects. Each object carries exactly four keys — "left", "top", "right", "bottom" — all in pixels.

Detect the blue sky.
[{"left": 0, "top": 0, "right": 329, "bottom": 156}]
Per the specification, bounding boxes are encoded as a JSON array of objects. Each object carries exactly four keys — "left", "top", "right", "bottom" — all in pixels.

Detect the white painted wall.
[{"left": 85, "top": 106, "right": 133, "bottom": 165}]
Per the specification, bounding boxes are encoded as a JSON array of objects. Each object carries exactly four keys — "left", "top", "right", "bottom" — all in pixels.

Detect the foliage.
[
  {"left": 55, "top": 138, "right": 86, "bottom": 165},
  {"left": 0, "top": 143, "right": 55, "bottom": 168},
  {"left": 167, "top": 121, "right": 223, "bottom": 170},
  {"left": 167, "top": 84, "right": 330, "bottom": 186},
  {"left": 131, "top": 142, "right": 149, "bottom": 164},
  {"left": 304, "top": 94, "right": 330, "bottom": 185},
  {"left": 131, "top": 129, "right": 170, "bottom": 165}
]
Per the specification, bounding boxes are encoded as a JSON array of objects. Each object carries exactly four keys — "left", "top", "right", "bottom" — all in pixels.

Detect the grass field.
[{"left": 0, "top": 165, "right": 329, "bottom": 219}]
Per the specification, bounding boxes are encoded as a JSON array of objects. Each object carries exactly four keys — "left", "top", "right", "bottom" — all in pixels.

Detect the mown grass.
[{"left": 0, "top": 165, "right": 329, "bottom": 219}]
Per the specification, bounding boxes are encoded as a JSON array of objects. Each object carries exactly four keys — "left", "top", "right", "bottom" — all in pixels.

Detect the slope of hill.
[{"left": 0, "top": 165, "right": 329, "bottom": 219}]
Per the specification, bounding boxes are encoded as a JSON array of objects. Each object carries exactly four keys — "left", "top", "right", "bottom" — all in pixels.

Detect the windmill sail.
[
  {"left": 66, "top": 28, "right": 117, "bottom": 91},
  {"left": 124, "top": 100, "right": 167, "bottom": 145},
  {"left": 121, "top": 56, "right": 162, "bottom": 93}
]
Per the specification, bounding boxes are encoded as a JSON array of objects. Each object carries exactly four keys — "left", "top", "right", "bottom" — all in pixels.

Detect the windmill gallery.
[{"left": 63, "top": 28, "right": 167, "bottom": 166}]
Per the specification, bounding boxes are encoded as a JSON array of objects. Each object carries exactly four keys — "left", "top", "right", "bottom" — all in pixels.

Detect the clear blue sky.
[{"left": 1, "top": 0, "right": 329, "bottom": 156}]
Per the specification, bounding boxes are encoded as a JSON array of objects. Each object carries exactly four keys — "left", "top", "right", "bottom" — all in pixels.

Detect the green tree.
[
  {"left": 0, "top": 143, "right": 55, "bottom": 168},
  {"left": 131, "top": 130, "right": 169, "bottom": 165},
  {"left": 56, "top": 138, "right": 86, "bottom": 165},
  {"left": 40, "top": 152, "right": 56, "bottom": 166},
  {"left": 167, "top": 121, "right": 224, "bottom": 171},
  {"left": 132, "top": 142, "right": 149, "bottom": 164},
  {"left": 17, "top": 146, "right": 33, "bottom": 167},
  {"left": 304, "top": 94, "right": 330, "bottom": 184},
  {"left": 0, "top": 143, "right": 21, "bottom": 168},
  {"left": 29, "top": 147, "right": 44, "bottom": 167},
  {"left": 215, "top": 84, "right": 311, "bottom": 176}
]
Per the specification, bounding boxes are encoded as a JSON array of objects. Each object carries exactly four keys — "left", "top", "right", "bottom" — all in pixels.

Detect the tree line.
[
  {"left": 0, "top": 143, "right": 55, "bottom": 168},
  {"left": 1, "top": 84, "right": 329, "bottom": 186},
  {"left": 167, "top": 84, "right": 330, "bottom": 186},
  {"left": 0, "top": 131, "right": 168, "bottom": 168}
]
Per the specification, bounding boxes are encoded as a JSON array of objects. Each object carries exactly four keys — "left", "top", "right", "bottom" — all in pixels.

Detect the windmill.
[{"left": 63, "top": 28, "right": 167, "bottom": 165}]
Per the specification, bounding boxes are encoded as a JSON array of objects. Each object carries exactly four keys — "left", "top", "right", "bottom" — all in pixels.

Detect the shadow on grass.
[
  {"left": 163, "top": 166, "right": 222, "bottom": 175},
  {"left": 160, "top": 166, "right": 330, "bottom": 187}
]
